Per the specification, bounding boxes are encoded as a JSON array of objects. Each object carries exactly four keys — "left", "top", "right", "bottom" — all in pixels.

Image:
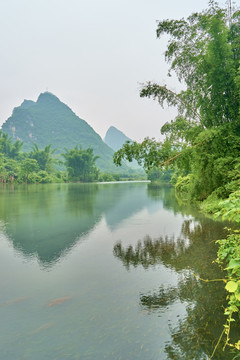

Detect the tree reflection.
[
  {"left": 140, "top": 284, "right": 178, "bottom": 309},
  {"left": 147, "top": 183, "right": 193, "bottom": 214},
  {"left": 113, "top": 217, "right": 238, "bottom": 359},
  {"left": 113, "top": 235, "right": 186, "bottom": 270}
]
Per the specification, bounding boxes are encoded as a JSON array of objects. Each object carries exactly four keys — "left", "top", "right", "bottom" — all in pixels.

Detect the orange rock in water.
[
  {"left": 31, "top": 322, "right": 53, "bottom": 335},
  {"left": 6, "top": 297, "right": 27, "bottom": 305},
  {"left": 0, "top": 297, "right": 27, "bottom": 307},
  {"left": 48, "top": 296, "right": 72, "bottom": 307}
]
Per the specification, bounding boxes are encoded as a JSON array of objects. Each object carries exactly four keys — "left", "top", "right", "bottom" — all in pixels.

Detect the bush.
[
  {"left": 98, "top": 173, "right": 114, "bottom": 182},
  {"left": 175, "top": 174, "right": 193, "bottom": 193}
]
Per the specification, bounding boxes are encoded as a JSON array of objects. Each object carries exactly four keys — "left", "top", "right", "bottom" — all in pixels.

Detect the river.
[{"left": 0, "top": 182, "right": 236, "bottom": 359}]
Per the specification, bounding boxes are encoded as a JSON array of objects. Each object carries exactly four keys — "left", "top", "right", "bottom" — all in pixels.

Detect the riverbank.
[{"left": 176, "top": 186, "right": 240, "bottom": 356}]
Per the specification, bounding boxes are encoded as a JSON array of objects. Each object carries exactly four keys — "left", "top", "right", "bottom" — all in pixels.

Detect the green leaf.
[
  {"left": 225, "top": 281, "right": 238, "bottom": 293},
  {"left": 225, "top": 259, "right": 240, "bottom": 270}
]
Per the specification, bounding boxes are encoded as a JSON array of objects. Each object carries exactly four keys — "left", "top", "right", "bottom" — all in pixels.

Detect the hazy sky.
[{"left": 1, "top": 0, "right": 214, "bottom": 141}]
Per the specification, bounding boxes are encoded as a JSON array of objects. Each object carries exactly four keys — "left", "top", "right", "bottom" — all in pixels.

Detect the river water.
[{"left": 0, "top": 182, "right": 237, "bottom": 359}]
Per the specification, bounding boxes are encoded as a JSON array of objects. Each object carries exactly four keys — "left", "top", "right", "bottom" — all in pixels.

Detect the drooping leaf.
[
  {"left": 225, "top": 281, "right": 238, "bottom": 293},
  {"left": 225, "top": 259, "right": 240, "bottom": 270}
]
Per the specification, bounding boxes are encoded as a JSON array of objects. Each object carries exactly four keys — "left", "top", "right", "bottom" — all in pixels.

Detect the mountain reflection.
[
  {"left": 101, "top": 182, "right": 155, "bottom": 230},
  {"left": 0, "top": 184, "right": 102, "bottom": 267},
  {"left": 113, "top": 218, "right": 238, "bottom": 359},
  {"left": 0, "top": 182, "right": 157, "bottom": 268},
  {"left": 65, "top": 183, "right": 99, "bottom": 215}
]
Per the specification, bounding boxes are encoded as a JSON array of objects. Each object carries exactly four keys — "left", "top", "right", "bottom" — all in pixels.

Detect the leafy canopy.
[
  {"left": 114, "top": 1, "right": 240, "bottom": 199},
  {"left": 0, "top": 131, "right": 23, "bottom": 159},
  {"left": 140, "top": 2, "right": 240, "bottom": 128},
  {"left": 29, "top": 144, "right": 56, "bottom": 172},
  {"left": 62, "top": 146, "right": 99, "bottom": 182}
]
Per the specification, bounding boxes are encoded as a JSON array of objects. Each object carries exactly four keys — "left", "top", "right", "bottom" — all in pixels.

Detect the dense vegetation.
[
  {"left": 113, "top": 1, "right": 240, "bottom": 355},
  {"left": 0, "top": 131, "right": 63, "bottom": 184},
  {"left": 62, "top": 146, "right": 99, "bottom": 182},
  {"left": 0, "top": 131, "right": 143, "bottom": 184},
  {"left": 114, "top": 2, "right": 240, "bottom": 200}
]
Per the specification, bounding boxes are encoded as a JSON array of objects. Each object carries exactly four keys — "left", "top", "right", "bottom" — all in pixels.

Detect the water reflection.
[
  {"left": 113, "top": 216, "right": 227, "bottom": 272},
  {"left": 113, "top": 235, "right": 186, "bottom": 270},
  {"left": 65, "top": 183, "right": 99, "bottom": 215},
  {"left": 113, "top": 216, "right": 238, "bottom": 359},
  {"left": 0, "top": 182, "right": 156, "bottom": 267},
  {"left": 100, "top": 182, "right": 155, "bottom": 230},
  {"left": 147, "top": 183, "right": 203, "bottom": 218},
  {"left": 0, "top": 184, "right": 102, "bottom": 267},
  {"left": 0, "top": 182, "right": 238, "bottom": 359},
  {"left": 139, "top": 274, "right": 228, "bottom": 359}
]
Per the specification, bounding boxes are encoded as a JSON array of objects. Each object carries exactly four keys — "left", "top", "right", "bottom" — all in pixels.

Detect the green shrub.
[{"left": 175, "top": 174, "right": 193, "bottom": 193}]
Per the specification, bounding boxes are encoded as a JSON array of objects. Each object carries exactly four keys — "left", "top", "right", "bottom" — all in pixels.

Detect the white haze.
[{"left": 0, "top": 0, "right": 211, "bottom": 141}]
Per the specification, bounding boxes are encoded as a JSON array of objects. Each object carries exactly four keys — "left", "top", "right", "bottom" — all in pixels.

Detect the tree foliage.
[
  {"left": 113, "top": 138, "right": 171, "bottom": 171},
  {"left": 213, "top": 191, "right": 240, "bottom": 354},
  {"left": 0, "top": 132, "right": 138, "bottom": 184},
  {"left": 113, "top": 2, "right": 240, "bottom": 200},
  {"left": 29, "top": 144, "right": 56, "bottom": 172},
  {"left": 0, "top": 131, "right": 23, "bottom": 159},
  {"left": 0, "top": 134, "right": 64, "bottom": 184},
  {"left": 141, "top": 3, "right": 240, "bottom": 128},
  {"left": 62, "top": 146, "right": 99, "bottom": 182},
  {"left": 20, "top": 158, "right": 39, "bottom": 183}
]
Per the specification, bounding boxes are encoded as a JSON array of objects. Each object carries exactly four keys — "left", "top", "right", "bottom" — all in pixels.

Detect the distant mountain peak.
[
  {"left": 107, "top": 126, "right": 118, "bottom": 132},
  {"left": 105, "top": 126, "right": 131, "bottom": 139},
  {"left": 104, "top": 126, "right": 132, "bottom": 152},
  {"left": 37, "top": 92, "right": 61, "bottom": 105},
  {"left": 104, "top": 126, "right": 143, "bottom": 171},
  {"left": 21, "top": 99, "right": 35, "bottom": 109}
]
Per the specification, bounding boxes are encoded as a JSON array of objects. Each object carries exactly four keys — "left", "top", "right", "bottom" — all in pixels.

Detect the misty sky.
[{"left": 1, "top": 0, "right": 214, "bottom": 141}]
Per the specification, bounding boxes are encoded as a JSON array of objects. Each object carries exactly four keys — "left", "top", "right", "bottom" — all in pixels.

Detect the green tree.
[
  {"left": 4, "top": 159, "right": 20, "bottom": 182},
  {"left": 29, "top": 144, "right": 56, "bottom": 172},
  {"left": 114, "top": 2, "right": 240, "bottom": 199},
  {"left": 140, "top": 3, "right": 240, "bottom": 128},
  {"left": 62, "top": 146, "right": 99, "bottom": 182},
  {"left": 147, "top": 167, "right": 172, "bottom": 182},
  {"left": 0, "top": 132, "right": 23, "bottom": 182},
  {"left": 113, "top": 138, "right": 172, "bottom": 171},
  {"left": 20, "top": 158, "right": 39, "bottom": 183},
  {"left": 8, "top": 140, "right": 24, "bottom": 159},
  {"left": 0, "top": 131, "right": 23, "bottom": 159}
]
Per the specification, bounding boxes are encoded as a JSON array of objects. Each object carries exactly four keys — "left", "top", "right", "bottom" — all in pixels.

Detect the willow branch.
[
  {"left": 192, "top": 273, "right": 226, "bottom": 283},
  {"left": 158, "top": 142, "right": 203, "bottom": 167},
  {"left": 209, "top": 328, "right": 226, "bottom": 360}
]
